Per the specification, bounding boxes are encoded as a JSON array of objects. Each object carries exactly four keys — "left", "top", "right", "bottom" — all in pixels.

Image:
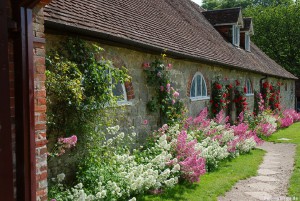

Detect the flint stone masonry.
[{"left": 46, "top": 34, "right": 296, "bottom": 179}]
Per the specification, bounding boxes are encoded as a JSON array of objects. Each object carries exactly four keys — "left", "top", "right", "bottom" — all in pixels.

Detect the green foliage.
[
  {"left": 202, "top": 0, "right": 293, "bottom": 10},
  {"left": 244, "top": 3, "right": 300, "bottom": 78},
  {"left": 143, "top": 58, "right": 186, "bottom": 125},
  {"left": 46, "top": 37, "right": 129, "bottom": 137}
]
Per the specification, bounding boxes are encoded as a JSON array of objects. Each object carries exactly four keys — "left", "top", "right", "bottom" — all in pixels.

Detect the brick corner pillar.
[{"left": 32, "top": 4, "right": 48, "bottom": 201}]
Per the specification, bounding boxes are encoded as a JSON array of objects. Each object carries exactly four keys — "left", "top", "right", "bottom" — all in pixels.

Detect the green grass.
[
  {"left": 266, "top": 122, "right": 300, "bottom": 197},
  {"left": 139, "top": 149, "right": 265, "bottom": 201}
]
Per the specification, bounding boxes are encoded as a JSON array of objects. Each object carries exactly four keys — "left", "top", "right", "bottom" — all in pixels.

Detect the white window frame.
[
  {"left": 190, "top": 72, "right": 210, "bottom": 101},
  {"left": 232, "top": 25, "right": 240, "bottom": 47},
  {"left": 245, "top": 32, "right": 251, "bottom": 52},
  {"left": 245, "top": 79, "right": 254, "bottom": 96}
]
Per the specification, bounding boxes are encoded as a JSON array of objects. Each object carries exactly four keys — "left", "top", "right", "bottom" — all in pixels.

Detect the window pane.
[
  {"left": 112, "top": 82, "right": 125, "bottom": 101},
  {"left": 202, "top": 78, "right": 207, "bottom": 96},
  {"left": 191, "top": 79, "right": 196, "bottom": 97},
  {"left": 196, "top": 75, "right": 201, "bottom": 96}
]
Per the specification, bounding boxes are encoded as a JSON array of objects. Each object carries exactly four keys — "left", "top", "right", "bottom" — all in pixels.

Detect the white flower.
[{"left": 57, "top": 173, "right": 65, "bottom": 182}]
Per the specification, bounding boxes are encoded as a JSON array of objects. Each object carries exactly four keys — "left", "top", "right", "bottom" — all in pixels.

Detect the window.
[
  {"left": 112, "top": 78, "right": 127, "bottom": 103},
  {"left": 245, "top": 79, "right": 253, "bottom": 95},
  {"left": 106, "top": 69, "right": 128, "bottom": 104},
  {"left": 190, "top": 73, "right": 208, "bottom": 100},
  {"left": 232, "top": 25, "right": 240, "bottom": 47},
  {"left": 245, "top": 32, "right": 251, "bottom": 51}
]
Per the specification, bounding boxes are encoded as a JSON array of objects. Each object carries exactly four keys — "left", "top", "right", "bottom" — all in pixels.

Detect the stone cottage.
[{"left": 44, "top": 0, "right": 297, "bottom": 126}]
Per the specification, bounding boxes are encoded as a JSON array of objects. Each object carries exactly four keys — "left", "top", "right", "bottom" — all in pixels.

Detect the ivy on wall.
[{"left": 46, "top": 37, "right": 129, "bottom": 140}]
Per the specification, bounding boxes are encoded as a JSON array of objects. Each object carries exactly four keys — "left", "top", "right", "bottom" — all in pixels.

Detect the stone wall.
[{"left": 45, "top": 33, "right": 296, "bottom": 179}]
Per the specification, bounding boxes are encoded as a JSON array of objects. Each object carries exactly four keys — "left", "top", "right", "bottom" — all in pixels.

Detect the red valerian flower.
[
  {"left": 210, "top": 100, "right": 214, "bottom": 103},
  {"left": 235, "top": 80, "right": 240, "bottom": 86},
  {"left": 228, "top": 84, "right": 233, "bottom": 89},
  {"left": 244, "top": 87, "right": 247, "bottom": 93}
]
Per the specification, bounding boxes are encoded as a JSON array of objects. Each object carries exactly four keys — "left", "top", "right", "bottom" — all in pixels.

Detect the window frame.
[
  {"left": 245, "top": 32, "right": 251, "bottom": 52},
  {"left": 190, "top": 72, "right": 210, "bottom": 101},
  {"left": 232, "top": 24, "right": 240, "bottom": 47},
  {"left": 245, "top": 78, "right": 254, "bottom": 96}
]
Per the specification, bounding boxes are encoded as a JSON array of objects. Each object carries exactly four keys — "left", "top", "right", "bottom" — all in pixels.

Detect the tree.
[
  {"left": 202, "top": 0, "right": 293, "bottom": 10},
  {"left": 244, "top": 4, "right": 300, "bottom": 77}
]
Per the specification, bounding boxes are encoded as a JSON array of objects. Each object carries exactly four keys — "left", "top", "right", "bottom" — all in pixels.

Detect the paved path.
[{"left": 218, "top": 142, "right": 296, "bottom": 201}]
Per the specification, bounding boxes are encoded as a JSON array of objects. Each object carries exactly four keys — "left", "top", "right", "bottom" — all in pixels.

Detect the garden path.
[{"left": 218, "top": 142, "right": 296, "bottom": 201}]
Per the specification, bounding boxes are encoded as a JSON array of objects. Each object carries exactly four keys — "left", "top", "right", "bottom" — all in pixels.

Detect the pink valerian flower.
[
  {"left": 160, "top": 86, "right": 164, "bottom": 92},
  {"left": 58, "top": 135, "right": 77, "bottom": 147},
  {"left": 167, "top": 63, "right": 172, "bottom": 70},
  {"left": 142, "top": 62, "right": 150, "bottom": 69},
  {"left": 173, "top": 91, "right": 180, "bottom": 98},
  {"left": 283, "top": 109, "right": 300, "bottom": 122},
  {"left": 55, "top": 135, "right": 78, "bottom": 156},
  {"left": 172, "top": 99, "right": 176, "bottom": 105},
  {"left": 157, "top": 124, "right": 169, "bottom": 135},
  {"left": 238, "top": 112, "right": 244, "bottom": 123},
  {"left": 280, "top": 117, "right": 293, "bottom": 128},
  {"left": 258, "top": 93, "right": 265, "bottom": 112},
  {"left": 231, "top": 123, "right": 248, "bottom": 136},
  {"left": 184, "top": 117, "right": 194, "bottom": 129},
  {"left": 257, "top": 122, "right": 276, "bottom": 136},
  {"left": 214, "top": 110, "right": 229, "bottom": 125},
  {"left": 176, "top": 131, "right": 206, "bottom": 183}
]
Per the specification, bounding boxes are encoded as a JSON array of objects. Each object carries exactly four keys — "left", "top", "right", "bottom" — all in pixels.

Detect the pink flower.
[
  {"left": 173, "top": 91, "right": 180, "bottom": 98},
  {"left": 176, "top": 131, "right": 206, "bottom": 183},
  {"left": 160, "top": 86, "right": 164, "bottom": 91},
  {"left": 157, "top": 72, "right": 162, "bottom": 77},
  {"left": 143, "top": 119, "right": 148, "bottom": 125},
  {"left": 172, "top": 99, "right": 176, "bottom": 105},
  {"left": 166, "top": 83, "right": 171, "bottom": 92},
  {"left": 142, "top": 62, "right": 150, "bottom": 69},
  {"left": 167, "top": 63, "right": 172, "bottom": 70}
]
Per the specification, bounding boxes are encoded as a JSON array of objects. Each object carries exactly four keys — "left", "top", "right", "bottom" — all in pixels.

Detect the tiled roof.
[
  {"left": 44, "top": 0, "right": 297, "bottom": 79},
  {"left": 241, "top": 18, "right": 252, "bottom": 32},
  {"left": 202, "top": 7, "right": 241, "bottom": 26}
]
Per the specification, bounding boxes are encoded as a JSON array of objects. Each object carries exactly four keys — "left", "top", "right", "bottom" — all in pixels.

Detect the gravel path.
[{"left": 218, "top": 142, "right": 296, "bottom": 201}]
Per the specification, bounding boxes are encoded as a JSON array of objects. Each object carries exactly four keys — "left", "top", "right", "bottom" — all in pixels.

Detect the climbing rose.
[{"left": 173, "top": 91, "right": 180, "bottom": 98}]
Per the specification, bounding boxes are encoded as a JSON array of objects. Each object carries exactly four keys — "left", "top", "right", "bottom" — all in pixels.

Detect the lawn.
[
  {"left": 266, "top": 122, "right": 300, "bottom": 197},
  {"left": 139, "top": 149, "right": 265, "bottom": 201}
]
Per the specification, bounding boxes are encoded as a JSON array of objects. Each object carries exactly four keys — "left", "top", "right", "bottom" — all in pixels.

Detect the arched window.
[
  {"left": 245, "top": 79, "right": 253, "bottom": 95},
  {"left": 112, "top": 79, "right": 127, "bottom": 103},
  {"left": 190, "top": 72, "right": 208, "bottom": 100}
]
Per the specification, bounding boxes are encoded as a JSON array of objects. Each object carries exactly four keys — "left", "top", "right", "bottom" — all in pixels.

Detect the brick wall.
[{"left": 33, "top": 4, "right": 48, "bottom": 201}]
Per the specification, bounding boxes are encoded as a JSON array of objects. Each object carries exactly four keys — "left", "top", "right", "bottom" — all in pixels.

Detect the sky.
[{"left": 191, "top": 0, "right": 203, "bottom": 5}]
